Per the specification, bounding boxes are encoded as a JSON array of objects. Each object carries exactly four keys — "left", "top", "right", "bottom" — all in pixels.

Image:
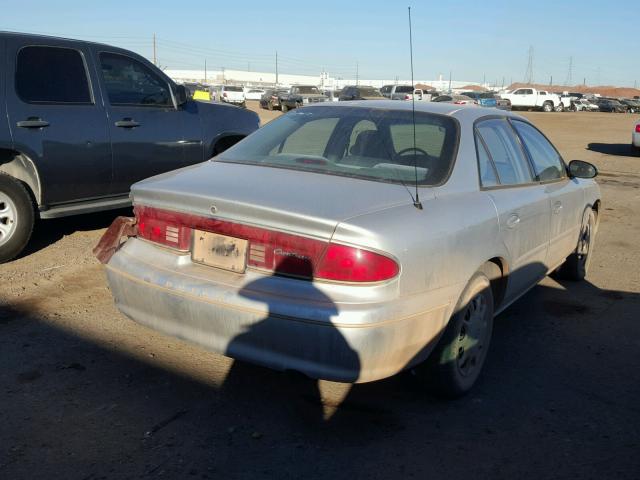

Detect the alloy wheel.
[{"left": 0, "top": 191, "right": 17, "bottom": 247}]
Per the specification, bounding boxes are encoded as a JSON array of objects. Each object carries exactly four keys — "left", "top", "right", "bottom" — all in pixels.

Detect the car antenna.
[{"left": 408, "top": 6, "right": 422, "bottom": 210}]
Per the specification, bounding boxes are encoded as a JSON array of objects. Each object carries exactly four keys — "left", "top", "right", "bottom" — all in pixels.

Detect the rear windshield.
[
  {"left": 294, "top": 86, "right": 320, "bottom": 94},
  {"left": 218, "top": 106, "right": 459, "bottom": 185},
  {"left": 224, "top": 86, "right": 243, "bottom": 92},
  {"left": 479, "top": 93, "right": 495, "bottom": 99},
  {"left": 395, "top": 86, "right": 414, "bottom": 93}
]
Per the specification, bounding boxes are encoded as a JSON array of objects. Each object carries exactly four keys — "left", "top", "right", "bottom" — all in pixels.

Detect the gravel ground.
[{"left": 1, "top": 104, "right": 639, "bottom": 479}]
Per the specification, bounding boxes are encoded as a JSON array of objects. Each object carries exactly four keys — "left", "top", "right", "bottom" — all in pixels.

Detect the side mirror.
[
  {"left": 175, "top": 85, "right": 189, "bottom": 106},
  {"left": 568, "top": 160, "right": 598, "bottom": 179}
]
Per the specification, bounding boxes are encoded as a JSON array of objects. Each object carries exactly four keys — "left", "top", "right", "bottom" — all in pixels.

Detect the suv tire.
[
  {"left": 0, "top": 174, "right": 35, "bottom": 263},
  {"left": 542, "top": 101, "right": 554, "bottom": 112}
]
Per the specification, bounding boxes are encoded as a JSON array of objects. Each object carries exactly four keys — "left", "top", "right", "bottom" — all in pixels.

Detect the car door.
[
  {"left": 5, "top": 39, "right": 112, "bottom": 204},
  {"left": 95, "top": 50, "right": 200, "bottom": 195},
  {"left": 475, "top": 118, "right": 551, "bottom": 302},
  {"left": 511, "top": 120, "right": 584, "bottom": 268}
]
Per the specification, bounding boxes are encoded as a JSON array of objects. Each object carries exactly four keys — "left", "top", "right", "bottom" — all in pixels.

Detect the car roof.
[
  {"left": 0, "top": 30, "right": 112, "bottom": 49},
  {"left": 304, "top": 99, "right": 525, "bottom": 122}
]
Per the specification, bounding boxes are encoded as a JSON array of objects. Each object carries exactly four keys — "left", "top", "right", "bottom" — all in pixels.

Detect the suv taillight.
[
  {"left": 134, "top": 206, "right": 399, "bottom": 283},
  {"left": 636, "top": 124, "right": 640, "bottom": 133}
]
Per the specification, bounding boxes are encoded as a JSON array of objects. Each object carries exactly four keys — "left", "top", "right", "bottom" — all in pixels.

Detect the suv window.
[
  {"left": 99, "top": 53, "right": 172, "bottom": 107},
  {"left": 395, "top": 86, "right": 413, "bottom": 93},
  {"left": 512, "top": 121, "right": 565, "bottom": 181},
  {"left": 16, "top": 46, "right": 92, "bottom": 104},
  {"left": 476, "top": 119, "right": 533, "bottom": 185}
]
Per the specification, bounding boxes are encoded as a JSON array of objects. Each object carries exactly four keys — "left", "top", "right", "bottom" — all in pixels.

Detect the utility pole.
[
  {"left": 483, "top": 73, "right": 486, "bottom": 87},
  {"left": 248, "top": 62, "right": 250, "bottom": 72},
  {"left": 153, "top": 33, "right": 157, "bottom": 66},
  {"left": 524, "top": 45, "right": 534, "bottom": 84},
  {"left": 204, "top": 59, "right": 207, "bottom": 83},
  {"left": 448, "top": 70, "right": 452, "bottom": 92},
  {"left": 583, "top": 77, "right": 586, "bottom": 86},
  {"left": 275, "top": 51, "right": 278, "bottom": 86},
  {"left": 550, "top": 75, "right": 553, "bottom": 86},
  {"left": 502, "top": 77, "right": 505, "bottom": 89},
  {"left": 356, "top": 62, "right": 359, "bottom": 86},
  {"left": 565, "top": 56, "right": 573, "bottom": 86}
]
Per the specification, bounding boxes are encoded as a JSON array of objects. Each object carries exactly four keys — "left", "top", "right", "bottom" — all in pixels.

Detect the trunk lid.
[{"left": 131, "top": 161, "right": 416, "bottom": 239}]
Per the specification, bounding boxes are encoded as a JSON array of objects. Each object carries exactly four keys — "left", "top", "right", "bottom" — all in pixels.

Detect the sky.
[{"left": 1, "top": 0, "right": 639, "bottom": 87}]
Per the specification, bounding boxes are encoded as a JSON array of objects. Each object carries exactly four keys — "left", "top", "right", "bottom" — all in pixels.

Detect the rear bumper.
[
  {"left": 105, "top": 239, "right": 452, "bottom": 383},
  {"left": 632, "top": 131, "right": 640, "bottom": 148}
]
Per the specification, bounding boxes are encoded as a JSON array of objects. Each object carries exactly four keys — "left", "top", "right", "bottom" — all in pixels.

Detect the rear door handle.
[
  {"left": 17, "top": 118, "right": 49, "bottom": 129},
  {"left": 553, "top": 202, "right": 563, "bottom": 214},
  {"left": 506, "top": 213, "right": 521, "bottom": 229},
  {"left": 114, "top": 119, "right": 141, "bottom": 128}
]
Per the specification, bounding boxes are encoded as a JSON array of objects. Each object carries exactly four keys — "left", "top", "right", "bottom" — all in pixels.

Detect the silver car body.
[
  {"left": 104, "top": 101, "right": 601, "bottom": 383},
  {"left": 633, "top": 120, "right": 640, "bottom": 148}
]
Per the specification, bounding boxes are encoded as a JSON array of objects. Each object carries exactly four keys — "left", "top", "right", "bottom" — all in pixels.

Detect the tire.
[
  {"left": 557, "top": 209, "right": 596, "bottom": 281},
  {"left": 417, "top": 270, "right": 495, "bottom": 398},
  {"left": 555, "top": 103, "right": 564, "bottom": 112},
  {"left": 542, "top": 101, "right": 554, "bottom": 112},
  {"left": 281, "top": 103, "right": 288, "bottom": 113},
  {"left": 0, "top": 174, "right": 35, "bottom": 263},
  {"left": 267, "top": 101, "right": 274, "bottom": 111}
]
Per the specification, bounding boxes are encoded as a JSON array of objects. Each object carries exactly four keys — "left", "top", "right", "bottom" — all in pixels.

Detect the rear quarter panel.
[{"left": 0, "top": 36, "right": 11, "bottom": 150}]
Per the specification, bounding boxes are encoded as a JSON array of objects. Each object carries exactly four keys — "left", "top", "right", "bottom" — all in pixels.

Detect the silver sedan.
[{"left": 96, "top": 101, "right": 601, "bottom": 397}]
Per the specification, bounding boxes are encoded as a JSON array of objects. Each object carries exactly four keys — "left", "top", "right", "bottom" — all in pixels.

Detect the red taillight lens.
[
  {"left": 136, "top": 206, "right": 192, "bottom": 250},
  {"left": 316, "top": 244, "right": 399, "bottom": 282},
  {"left": 133, "top": 206, "right": 399, "bottom": 283},
  {"left": 635, "top": 124, "right": 640, "bottom": 133},
  {"left": 404, "top": 94, "right": 411, "bottom": 100},
  {"left": 223, "top": 92, "right": 227, "bottom": 97}
]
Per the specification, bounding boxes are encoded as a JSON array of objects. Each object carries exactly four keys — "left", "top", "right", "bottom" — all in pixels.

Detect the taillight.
[
  {"left": 223, "top": 92, "right": 227, "bottom": 97},
  {"left": 404, "top": 94, "right": 411, "bottom": 100},
  {"left": 635, "top": 124, "right": 640, "bottom": 133},
  {"left": 133, "top": 206, "right": 399, "bottom": 283}
]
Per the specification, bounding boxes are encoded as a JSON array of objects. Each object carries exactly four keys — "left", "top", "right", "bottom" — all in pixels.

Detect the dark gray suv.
[{"left": 0, "top": 32, "right": 259, "bottom": 262}]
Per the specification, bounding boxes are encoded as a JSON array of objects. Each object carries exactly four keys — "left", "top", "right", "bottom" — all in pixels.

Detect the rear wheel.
[
  {"left": 555, "top": 103, "right": 564, "bottom": 112},
  {"left": 417, "top": 270, "right": 494, "bottom": 398},
  {"left": 267, "top": 101, "right": 274, "bottom": 111},
  {"left": 0, "top": 174, "right": 35, "bottom": 263},
  {"left": 281, "top": 103, "right": 288, "bottom": 113},
  {"left": 542, "top": 101, "right": 554, "bottom": 112},
  {"left": 557, "top": 209, "right": 596, "bottom": 281}
]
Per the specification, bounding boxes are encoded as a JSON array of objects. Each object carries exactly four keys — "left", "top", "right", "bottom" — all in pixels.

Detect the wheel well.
[
  {"left": 0, "top": 149, "right": 41, "bottom": 205},
  {"left": 212, "top": 135, "right": 245, "bottom": 156},
  {"left": 482, "top": 257, "right": 508, "bottom": 311}
]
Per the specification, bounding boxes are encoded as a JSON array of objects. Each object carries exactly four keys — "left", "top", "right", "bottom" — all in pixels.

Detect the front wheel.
[
  {"left": 0, "top": 174, "right": 35, "bottom": 263},
  {"left": 557, "top": 209, "right": 596, "bottom": 281},
  {"left": 416, "top": 270, "right": 494, "bottom": 398},
  {"left": 554, "top": 103, "right": 564, "bottom": 112}
]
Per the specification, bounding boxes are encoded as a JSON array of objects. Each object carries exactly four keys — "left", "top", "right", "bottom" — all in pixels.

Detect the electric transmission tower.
[
  {"left": 565, "top": 56, "right": 573, "bottom": 86},
  {"left": 524, "top": 46, "right": 534, "bottom": 84}
]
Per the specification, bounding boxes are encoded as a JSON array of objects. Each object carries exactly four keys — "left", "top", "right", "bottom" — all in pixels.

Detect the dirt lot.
[{"left": 1, "top": 104, "right": 639, "bottom": 479}]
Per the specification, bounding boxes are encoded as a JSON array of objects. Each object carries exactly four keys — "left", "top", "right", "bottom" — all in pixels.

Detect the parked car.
[
  {"left": 380, "top": 85, "right": 416, "bottom": 100},
  {"left": 245, "top": 89, "right": 266, "bottom": 101},
  {"left": 339, "top": 85, "right": 384, "bottom": 101},
  {"left": 460, "top": 91, "right": 512, "bottom": 110},
  {"left": 219, "top": 85, "right": 246, "bottom": 107},
  {"left": 595, "top": 98, "right": 626, "bottom": 113},
  {"left": 633, "top": 120, "right": 640, "bottom": 151},
  {"left": 280, "top": 85, "right": 327, "bottom": 112},
  {"left": 571, "top": 98, "right": 599, "bottom": 112},
  {"left": 500, "top": 88, "right": 563, "bottom": 112},
  {"left": 259, "top": 89, "right": 289, "bottom": 110},
  {"left": 324, "top": 90, "right": 342, "bottom": 102},
  {"left": 619, "top": 98, "right": 640, "bottom": 113},
  {"left": 432, "top": 94, "right": 477, "bottom": 105},
  {"left": 96, "top": 101, "right": 600, "bottom": 398},
  {"left": 0, "top": 32, "right": 259, "bottom": 262}
]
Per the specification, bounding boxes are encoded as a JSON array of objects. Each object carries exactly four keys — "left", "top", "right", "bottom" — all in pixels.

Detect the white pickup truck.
[{"left": 499, "top": 88, "right": 563, "bottom": 112}]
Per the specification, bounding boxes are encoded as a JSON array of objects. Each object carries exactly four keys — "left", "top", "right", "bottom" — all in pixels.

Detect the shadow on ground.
[
  {"left": 587, "top": 142, "right": 639, "bottom": 157},
  {"left": 1, "top": 278, "right": 639, "bottom": 479}
]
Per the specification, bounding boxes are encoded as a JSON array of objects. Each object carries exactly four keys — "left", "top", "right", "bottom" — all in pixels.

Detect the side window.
[
  {"left": 512, "top": 121, "right": 565, "bottom": 181},
  {"left": 16, "top": 46, "right": 91, "bottom": 104},
  {"left": 476, "top": 119, "right": 534, "bottom": 185},
  {"left": 389, "top": 123, "right": 446, "bottom": 158},
  {"left": 514, "top": 89, "right": 524, "bottom": 95},
  {"left": 99, "top": 53, "right": 172, "bottom": 107},
  {"left": 347, "top": 119, "right": 377, "bottom": 154},
  {"left": 475, "top": 134, "right": 499, "bottom": 187}
]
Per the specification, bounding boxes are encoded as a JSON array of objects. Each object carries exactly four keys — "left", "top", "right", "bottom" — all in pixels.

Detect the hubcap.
[
  {"left": 577, "top": 217, "right": 592, "bottom": 264},
  {"left": 456, "top": 293, "right": 488, "bottom": 377},
  {"left": 0, "top": 192, "right": 17, "bottom": 247}
]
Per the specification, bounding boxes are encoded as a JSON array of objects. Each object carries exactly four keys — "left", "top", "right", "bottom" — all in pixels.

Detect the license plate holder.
[{"left": 191, "top": 230, "right": 248, "bottom": 273}]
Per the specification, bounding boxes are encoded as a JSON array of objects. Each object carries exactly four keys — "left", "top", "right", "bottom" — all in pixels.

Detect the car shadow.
[
  {"left": 18, "top": 207, "right": 132, "bottom": 259},
  {"left": 586, "top": 142, "right": 639, "bottom": 157},
  {"left": 2, "top": 273, "right": 640, "bottom": 478}
]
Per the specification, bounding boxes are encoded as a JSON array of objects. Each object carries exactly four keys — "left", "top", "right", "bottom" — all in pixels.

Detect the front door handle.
[
  {"left": 17, "top": 117, "right": 49, "bottom": 129},
  {"left": 506, "top": 213, "right": 521, "bottom": 229},
  {"left": 553, "top": 202, "right": 563, "bottom": 214},
  {"left": 114, "top": 118, "right": 141, "bottom": 128}
]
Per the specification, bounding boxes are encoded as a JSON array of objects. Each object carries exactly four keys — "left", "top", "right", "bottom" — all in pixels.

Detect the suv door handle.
[
  {"left": 553, "top": 202, "right": 563, "bottom": 214},
  {"left": 17, "top": 118, "right": 49, "bottom": 129},
  {"left": 114, "top": 119, "right": 141, "bottom": 128},
  {"left": 506, "top": 214, "right": 521, "bottom": 229}
]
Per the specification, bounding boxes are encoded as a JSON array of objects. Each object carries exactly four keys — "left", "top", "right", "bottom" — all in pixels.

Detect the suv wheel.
[
  {"left": 0, "top": 174, "right": 35, "bottom": 263},
  {"left": 542, "top": 101, "right": 554, "bottom": 112}
]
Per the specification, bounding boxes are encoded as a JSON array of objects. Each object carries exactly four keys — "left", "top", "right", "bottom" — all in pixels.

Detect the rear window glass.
[
  {"left": 218, "top": 106, "right": 459, "bottom": 186},
  {"left": 359, "top": 88, "right": 383, "bottom": 97},
  {"left": 224, "top": 86, "right": 243, "bottom": 92},
  {"left": 395, "top": 86, "right": 414, "bottom": 93},
  {"left": 294, "top": 86, "right": 320, "bottom": 94},
  {"left": 16, "top": 46, "right": 92, "bottom": 104}
]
